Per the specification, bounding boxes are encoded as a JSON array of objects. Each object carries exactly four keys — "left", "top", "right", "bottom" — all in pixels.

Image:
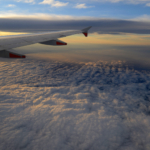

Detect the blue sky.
[{"left": 0, "top": 0, "right": 150, "bottom": 20}]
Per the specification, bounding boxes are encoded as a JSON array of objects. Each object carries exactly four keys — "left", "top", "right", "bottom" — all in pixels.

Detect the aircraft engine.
[{"left": 40, "top": 39, "right": 67, "bottom": 46}]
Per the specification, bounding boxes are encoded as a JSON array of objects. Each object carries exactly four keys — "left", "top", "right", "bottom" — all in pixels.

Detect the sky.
[
  {"left": 0, "top": 0, "right": 150, "bottom": 20},
  {"left": 0, "top": 0, "right": 150, "bottom": 47},
  {"left": 0, "top": 0, "right": 150, "bottom": 39}
]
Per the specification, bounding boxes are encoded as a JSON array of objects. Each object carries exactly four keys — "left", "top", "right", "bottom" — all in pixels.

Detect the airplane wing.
[{"left": 0, "top": 26, "right": 92, "bottom": 58}]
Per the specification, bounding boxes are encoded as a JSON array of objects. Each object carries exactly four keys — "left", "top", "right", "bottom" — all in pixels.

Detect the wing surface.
[{"left": 0, "top": 26, "right": 92, "bottom": 51}]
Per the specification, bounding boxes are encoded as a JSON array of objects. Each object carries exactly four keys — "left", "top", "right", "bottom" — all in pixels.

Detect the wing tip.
[
  {"left": 82, "top": 26, "right": 92, "bottom": 37},
  {"left": 83, "top": 32, "right": 88, "bottom": 37},
  {"left": 82, "top": 26, "right": 92, "bottom": 32}
]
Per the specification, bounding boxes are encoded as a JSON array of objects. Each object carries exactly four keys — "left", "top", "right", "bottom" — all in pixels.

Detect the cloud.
[
  {"left": 146, "top": 2, "right": 150, "bottom": 6},
  {"left": 39, "top": 0, "right": 68, "bottom": 7},
  {"left": 0, "top": 59, "right": 150, "bottom": 150},
  {"left": 0, "top": 13, "right": 150, "bottom": 34},
  {"left": 0, "top": 13, "right": 99, "bottom": 21},
  {"left": 13, "top": 0, "right": 150, "bottom": 7},
  {"left": 67, "top": 0, "right": 150, "bottom": 6},
  {"left": 104, "top": 0, "right": 150, "bottom": 4},
  {"left": 82, "top": 0, "right": 150, "bottom": 4},
  {"left": 6, "top": 4, "right": 16, "bottom": 7},
  {"left": 132, "top": 14, "right": 150, "bottom": 22},
  {"left": 75, "top": 3, "right": 93, "bottom": 9},
  {"left": 51, "top": 1, "right": 68, "bottom": 7},
  {"left": 39, "top": 0, "right": 53, "bottom": 4},
  {"left": 15, "top": 0, "right": 35, "bottom": 3}
]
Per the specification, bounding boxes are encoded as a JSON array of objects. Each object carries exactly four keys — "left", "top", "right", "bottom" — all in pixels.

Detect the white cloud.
[
  {"left": 75, "top": 3, "right": 87, "bottom": 9},
  {"left": 39, "top": 0, "right": 53, "bottom": 4},
  {"left": 75, "top": 3, "right": 93, "bottom": 9},
  {"left": 132, "top": 14, "right": 150, "bottom": 22},
  {"left": 85, "top": 0, "right": 150, "bottom": 4},
  {"left": 0, "top": 13, "right": 98, "bottom": 20},
  {"left": 146, "top": 2, "right": 150, "bottom": 6},
  {"left": 0, "top": 59, "right": 150, "bottom": 150},
  {"left": 16, "top": 0, "right": 35, "bottom": 3},
  {"left": 67, "top": 0, "right": 150, "bottom": 6},
  {"left": 14, "top": 0, "right": 150, "bottom": 6},
  {"left": 51, "top": 1, "right": 68, "bottom": 7},
  {"left": 39, "top": 0, "right": 68, "bottom": 7},
  {"left": 6, "top": 4, "right": 16, "bottom": 7},
  {"left": 1, "top": 12, "right": 150, "bottom": 24}
]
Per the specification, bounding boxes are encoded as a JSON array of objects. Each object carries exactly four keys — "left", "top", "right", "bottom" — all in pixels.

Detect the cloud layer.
[
  {"left": 0, "top": 59, "right": 150, "bottom": 150},
  {"left": 16, "top": 0, "right": 35, "bottom": 3},
  {"left": 14, "top": 0, "right": 150, "bottom": 6},
  {"left": 75, "top": 3, "right": 93, "bottom": 9},
  {"left": 39, "top": 0, "right": 68, "bottom": 7},
  {"left": 69, "top": 0, "right": 150, "bottom": 6},
  {"left": 0, "top": 16, "right": 150, "bottom": 34}
]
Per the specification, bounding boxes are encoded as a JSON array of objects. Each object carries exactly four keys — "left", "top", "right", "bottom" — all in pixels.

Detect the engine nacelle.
[{"left": 40, "top": 39, "right": 67, "bottom": 46}]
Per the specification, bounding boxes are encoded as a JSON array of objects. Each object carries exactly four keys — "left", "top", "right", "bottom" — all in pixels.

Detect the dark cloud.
[{"left": 0, "top": 18, "right": 150, "bottom": 34}]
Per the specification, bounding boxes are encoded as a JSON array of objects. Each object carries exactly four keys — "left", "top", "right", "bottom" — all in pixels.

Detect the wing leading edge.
[{"left": 0, "top": 26, "right": 92, "bottom": 58}]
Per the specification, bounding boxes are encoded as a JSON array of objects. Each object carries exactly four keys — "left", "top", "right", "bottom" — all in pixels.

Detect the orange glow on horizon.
[
  {"left": 61, "top": 33, "right": 150, "bottom": 46},
  {"left": 0, "top": 31, "right": 27, "bottom": 36},
  {"left": 0, "top": 31, "right": 150, "bottom": 46}
]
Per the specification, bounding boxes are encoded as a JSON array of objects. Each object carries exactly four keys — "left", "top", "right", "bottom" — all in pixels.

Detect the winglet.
[{"left": 82, "top": 26, "right": 92, "bottom": 37}]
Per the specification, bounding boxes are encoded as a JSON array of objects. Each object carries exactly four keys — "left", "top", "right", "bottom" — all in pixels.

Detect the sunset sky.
[
  {"left": 0, "top": 0, "right": 150, "bottom": 65},
  {"left": 0, "top": 0, "right": 150, "bottom": 46},
  {"left": 0, "top": 0, "right": 150, "bottom": 63}
]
